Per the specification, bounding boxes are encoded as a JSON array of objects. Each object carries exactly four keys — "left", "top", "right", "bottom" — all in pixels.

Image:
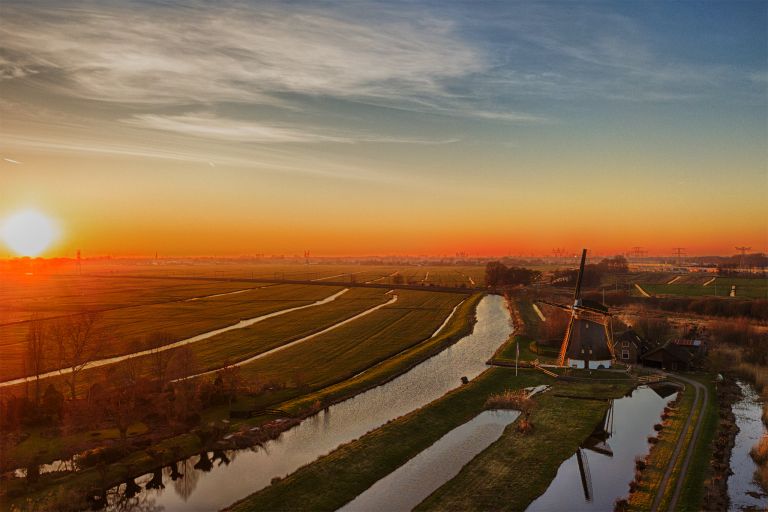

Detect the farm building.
[
  {"left": 640, "top": 342, "right": 695, "bottom": 371},
  {"left": 614, "top": 330, "right": 643, "bottom": 364}
]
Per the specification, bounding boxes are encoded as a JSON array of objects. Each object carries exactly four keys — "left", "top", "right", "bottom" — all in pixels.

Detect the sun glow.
[{"left": 1, "top": 210, "right": 58, "bottom": 257}]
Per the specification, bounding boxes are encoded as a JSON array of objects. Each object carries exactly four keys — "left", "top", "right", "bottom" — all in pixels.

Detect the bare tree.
[
  {"left": 53, "top": 310, "right": 103, "bottom": 399},
  {"left": 25, "top": 314, "right": 48, "bottom": 406},
  {"left": 100, "top": 359, "right": 141, "bottom": 442},
  {"left": 147, "top": 332, "right": 174, "bottom": 392}
]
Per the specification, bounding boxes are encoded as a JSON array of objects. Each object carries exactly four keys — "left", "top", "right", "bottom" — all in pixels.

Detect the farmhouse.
[{"left": 614, "top": 330, "right": 643, "bottom": 364}]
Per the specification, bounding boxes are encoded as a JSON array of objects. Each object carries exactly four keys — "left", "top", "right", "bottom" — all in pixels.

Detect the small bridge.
[{"left": 637, "top": 374, "right": 667, "bottom": 384}]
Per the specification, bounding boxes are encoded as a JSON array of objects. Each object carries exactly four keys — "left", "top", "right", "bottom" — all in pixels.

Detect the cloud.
[
  {"left": 122, "top": 112, "right": 459, "bottom": 144},
  {"left": 0, "top": 2, "right": 485, "bottom": 107},
  {"left": 0, "top": 134, "right": 396, "bottom": 182}
]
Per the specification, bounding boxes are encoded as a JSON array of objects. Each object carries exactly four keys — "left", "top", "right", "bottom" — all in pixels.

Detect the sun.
[{"left": 1, "top": 209, "right": 58, "bottom": 257}]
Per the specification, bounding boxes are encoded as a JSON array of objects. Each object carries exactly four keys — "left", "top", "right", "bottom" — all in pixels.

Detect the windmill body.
[{"left": 554, "top": 249, "right": 615, "bottom": 369}]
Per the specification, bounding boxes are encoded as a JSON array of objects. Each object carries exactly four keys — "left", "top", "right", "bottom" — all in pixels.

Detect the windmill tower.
[{"left": 543, "top": 249, "right": 615, "bottom": 369}]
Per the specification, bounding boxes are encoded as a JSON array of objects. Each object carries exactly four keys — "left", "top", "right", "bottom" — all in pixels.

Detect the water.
[
  {"left": 107, "top": 294, "right": 513, "bottom": 511},
  {"left": 527, "top": 385, "right": 678, "bottom": 512},
  {"left": 728, "top": 380, "right": 767, "bottom": 511},
  {"left": 340, "top": 409, "right": 520, "bottom": 512}
]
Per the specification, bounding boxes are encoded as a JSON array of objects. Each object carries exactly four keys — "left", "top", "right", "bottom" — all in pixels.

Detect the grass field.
[
  {"left": 232, "top": 290, "right": 466, "bottom": 405},
  {"left": 0, "top": 283, "right": 346, "bottom": 381},
  {"left": 641, "top": 277, "right": 767, "bottom": 299}
]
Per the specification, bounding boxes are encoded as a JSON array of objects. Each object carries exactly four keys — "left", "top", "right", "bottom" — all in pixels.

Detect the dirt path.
[
  {"left": 0, "top": 288, "right": 350, "bottom": 389},
  {"left": 635, "top": 283, "right": 652, "bottom": 297},
  {"left": 176, "top": 293, "right": 399, "bottom": 381},
  {"left": 650, "top": 373, "right": 708, "bottom": 512}
]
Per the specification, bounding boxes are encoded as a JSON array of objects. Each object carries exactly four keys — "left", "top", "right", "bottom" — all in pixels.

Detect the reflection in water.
[
  {"left": 728, "top": 381, "right": 767, "bottom": 511},
  {"left": 105, "top": 295, "right": 513, "bottom": 511},
  {"left": 169, "top": 459, "right": 200, "bottom": 502},
  {"left": 527, "top": 386, "right": 677, "bottom": 512},
  {"left": 340, "top": 409, "right": 521, "bottom": 512}
]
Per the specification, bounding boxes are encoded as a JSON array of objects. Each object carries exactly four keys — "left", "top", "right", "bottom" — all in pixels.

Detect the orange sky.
[{"left": 1, "top": 1, "right": 766, "bottom": 258}]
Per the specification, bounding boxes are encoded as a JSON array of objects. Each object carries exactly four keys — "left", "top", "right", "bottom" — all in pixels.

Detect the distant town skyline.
[{"left": 1, "top": 0, "right": 766, "bottom": 257}]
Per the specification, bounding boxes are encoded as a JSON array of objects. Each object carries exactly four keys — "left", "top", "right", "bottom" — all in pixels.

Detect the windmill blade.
[
  {"left": 573, "top": 248, "right": 588, "bottom": 301},
  {"left": 535, "top": 299, "right": 572, "bottom": 312},
  {"left": 573, "top": 304, "right": 611, "bottom": 316},
  {"left": 576, "top": 448, "right": 593, "bottom": 502}
]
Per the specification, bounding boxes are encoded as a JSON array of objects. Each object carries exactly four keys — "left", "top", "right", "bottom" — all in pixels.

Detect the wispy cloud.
[
  {"left": 0, "top": 2, "right": 487, "bottom": 110},
  {"left": 123, "top": 112, "right": 459, "bottom": 144},
  {"left": 0, "top": 135, "right": 395, "bottom": 182}
]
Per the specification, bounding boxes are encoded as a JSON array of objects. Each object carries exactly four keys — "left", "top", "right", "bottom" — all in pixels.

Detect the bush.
[{"left": 751, "top": 435, "right": 768, "bottom": 465}]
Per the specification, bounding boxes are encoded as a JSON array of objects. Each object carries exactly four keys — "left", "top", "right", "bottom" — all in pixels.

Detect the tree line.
[{"left": 484, "top": 262, "right": 541, "bottom": 287}]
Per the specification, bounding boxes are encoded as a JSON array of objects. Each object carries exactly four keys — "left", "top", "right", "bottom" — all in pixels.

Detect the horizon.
[{"left": 1, "top": 0, "right": 767, "bottom": 257}]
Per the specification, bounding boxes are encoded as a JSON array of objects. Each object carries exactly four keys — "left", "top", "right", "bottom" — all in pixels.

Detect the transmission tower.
[
  {"left": 735, "top": 246, "right": 751, "bottom": 270},
  {"left": 630, "top": 246, "right": 645, "bottom": 260},
  {"left": 672, "top": 247, "right": 686, "bottom": 266},
  {"left": 304, "top": 250, "right": 310, "bottom": 265},
  {"left": 76, "top": 250, "right": 82, "bottom": 275}
]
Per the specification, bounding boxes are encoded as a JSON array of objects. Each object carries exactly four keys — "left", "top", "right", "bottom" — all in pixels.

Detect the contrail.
[{"left": 3, "top": 158, "right": 21, "bottom": 164}]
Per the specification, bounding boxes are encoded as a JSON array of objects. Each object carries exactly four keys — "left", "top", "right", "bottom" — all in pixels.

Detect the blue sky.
[{"left": 1, "top": 0, "right": 766, "bottom": 255}]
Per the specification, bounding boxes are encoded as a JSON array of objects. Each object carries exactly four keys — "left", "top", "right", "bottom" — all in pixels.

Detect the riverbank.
[
  {"left": 624, "top": 373, "right": 718, "bottom": 512},
  {"left": 227, "top": 370, "right": 635, "bottom": 512},
  {"left": 3, "top": 294, "right": 484, "bottom": 510},
  {"left": 227, "top": 369, "right": 552, "bottom": 511}
]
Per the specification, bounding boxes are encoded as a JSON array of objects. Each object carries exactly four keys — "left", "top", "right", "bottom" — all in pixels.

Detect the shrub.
[
  {"left": 485, "top": 389, "right": 534, "bottom": 413},
  {"left": 750, "top": 435, "right": 768, "bottom": 465}
]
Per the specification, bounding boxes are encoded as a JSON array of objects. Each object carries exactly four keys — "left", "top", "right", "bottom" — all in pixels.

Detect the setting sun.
[{"left": 0, "top": 209, "right": 58, "bottom": 257}]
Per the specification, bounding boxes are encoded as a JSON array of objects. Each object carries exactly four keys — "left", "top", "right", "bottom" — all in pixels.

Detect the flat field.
[
  {"left": 641, "top": 276, "right": 767, "bottom": 298},
  {"left": 0, "top": 283, "right": 344, "bottom": 381}
]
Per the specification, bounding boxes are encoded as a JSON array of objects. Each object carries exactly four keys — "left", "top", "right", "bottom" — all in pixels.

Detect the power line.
[
  {"left": 672, "top": 247, "right": 686, "bottom": 266},
  {"left": 735, "top": 246, "right": 751, "bottom": 269}
]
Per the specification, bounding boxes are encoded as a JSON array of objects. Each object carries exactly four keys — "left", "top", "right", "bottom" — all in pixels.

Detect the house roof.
[
  {"left": 672, "top": 339, "right": 703, "bottom": 347},
  {"left": 615, "top": 329, "right": 642, "bottom": 347}
]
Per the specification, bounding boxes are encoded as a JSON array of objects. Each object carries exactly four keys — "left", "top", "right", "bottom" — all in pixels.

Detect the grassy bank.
[
  {"left": 228, "top": 368, "right": 552, "bottom": 511},
  {"left": 418, "top": 379, "right": 633, "bottom": 511},
  {"left": 229, "top": 369, "right": 633, "bottom": 512},
  {"left": 626, "top": 373, "right": 717, "bottom": 512}
]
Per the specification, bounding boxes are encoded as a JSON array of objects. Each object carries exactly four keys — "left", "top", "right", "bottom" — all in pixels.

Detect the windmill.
[
  {"left": 574, "top": 401, "right": 616, "bottom": 502},
  {"left": 539, "top": 249, "right": 615, "bottom": 369}
]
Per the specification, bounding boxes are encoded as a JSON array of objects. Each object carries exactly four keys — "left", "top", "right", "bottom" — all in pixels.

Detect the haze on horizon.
[{"left": 1, "top": 0, "right": 766, "bottom": 258}]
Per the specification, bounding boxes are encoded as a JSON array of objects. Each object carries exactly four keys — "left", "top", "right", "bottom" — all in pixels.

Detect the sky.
[{"left": 1, "top": 0, "right": 766, "bottom": 257}]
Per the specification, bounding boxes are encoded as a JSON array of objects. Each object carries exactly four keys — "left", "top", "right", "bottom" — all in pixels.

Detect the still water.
[
  {"left": 527, "top": 385, "right": 678, "bottom": 512},
  {"left": 340, "top": 409, "right": 520, "bottom": 512},
  {"left": 108, "top": 294, "right": 513, "bottom": 511},
  {"left": 728, "top": 380, "right": 767, "bottom": 511}
]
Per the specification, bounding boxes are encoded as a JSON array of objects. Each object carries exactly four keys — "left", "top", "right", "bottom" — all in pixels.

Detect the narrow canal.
[
  {"left": 728, "top": 380, "right": 767, "bottom": 511},
  {"left": 107, "top": 294, "right": 514, "bottom": 511},
  {"left": 527, "top": 384, "right": 678, "bottom": 512}
]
